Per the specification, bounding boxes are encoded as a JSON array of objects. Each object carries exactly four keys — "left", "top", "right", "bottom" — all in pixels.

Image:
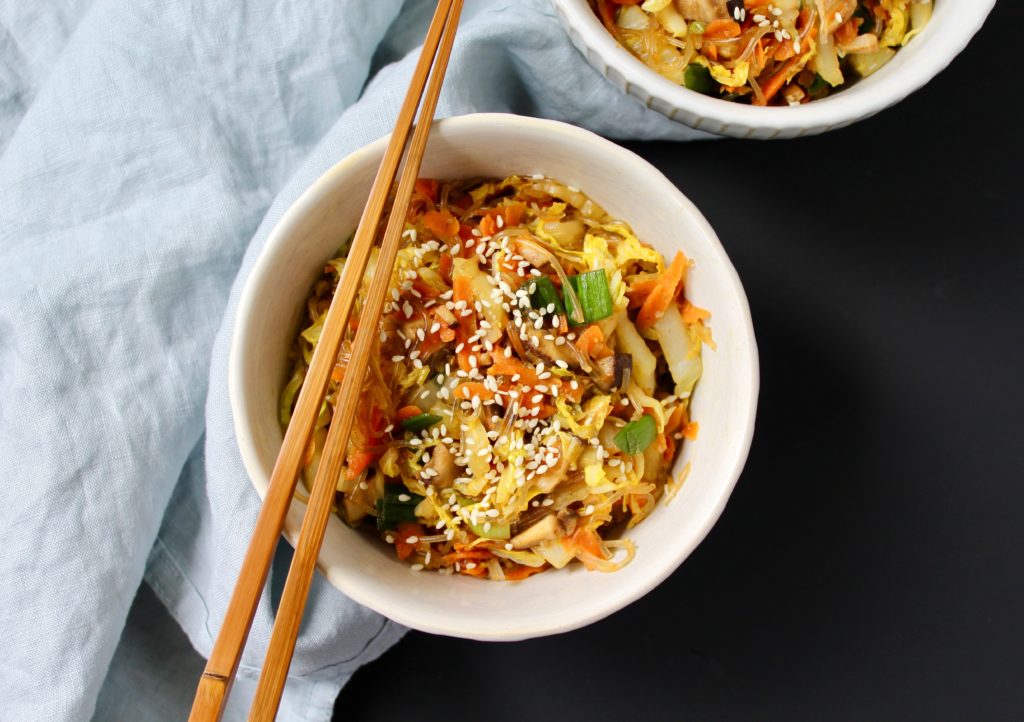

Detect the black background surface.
[{"left": 335, "top": 3, "right": 1023, "bottom": 720}]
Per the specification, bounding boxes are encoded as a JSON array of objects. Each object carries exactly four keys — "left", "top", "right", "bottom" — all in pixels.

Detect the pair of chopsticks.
[{"left": 188, "top": 2, "right": 463, "bottom": 720}]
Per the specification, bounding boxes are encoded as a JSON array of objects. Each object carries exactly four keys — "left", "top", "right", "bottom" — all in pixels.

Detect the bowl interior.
[
  {"left": 231, "top": 114, "right": 758, "bottom": 640},
  {"left": 554, "top": 0, "right": 995, "bottom": 137}
]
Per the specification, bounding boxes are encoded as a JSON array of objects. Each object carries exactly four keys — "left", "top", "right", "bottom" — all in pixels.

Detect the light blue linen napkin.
[{"left": 0, "top": 1, "right": 704, "bottom": 719}]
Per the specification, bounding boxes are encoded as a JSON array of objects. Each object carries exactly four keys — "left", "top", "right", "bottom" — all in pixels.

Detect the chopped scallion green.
[
  {"left": 375, "top": 484, "right": 424, "bottom": 530},
  {"left": 528, "top": 277, "right": 565, "bottom": 316},
  {"left": 564, "top": 269, "right": 614, "bottom": 326},
  {"left": 613, "top": 414, "right": 657, "bottom": 455},
  {"left": 684, "top": 64, "right": 716, "bottom": 95},
  {"left": 400, "top": 413, "right": 442, "bottom": 431}
]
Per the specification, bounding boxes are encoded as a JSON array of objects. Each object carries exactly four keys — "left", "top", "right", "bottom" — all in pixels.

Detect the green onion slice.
[
  {"left": 375, "top": 484, "right": 425, "bottom": 530},
  {"left": 684, "top": 64, "right": 716, "bottom": 95},
  {"left": 528, "top": 277, "right": 565, "bottom": 316},
  {"left": 400, "top": 413, "right": 442, "bottom": 431},
  {"left": 565, "top": 269, "right": 614, "bottom": 326},
  {"left": 613, "top": 414, "right": 657, "bottom": 455}
]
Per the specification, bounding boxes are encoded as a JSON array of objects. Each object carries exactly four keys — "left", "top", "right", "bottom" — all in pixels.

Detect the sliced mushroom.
[
  {"left": 510, "top": 513, "right": 564, "bottom": 549},
  {"left": 676, "top": 0, "right": 729, "bottom": 23},
  {"left": 593, "top": 353, "right": 633, "bottom": 392},
  {"left": 427, "top": 443, "right": 456, "bottom": 488},
  {"left": 521, "top": 324, "right": 576, "bottom": 368}
]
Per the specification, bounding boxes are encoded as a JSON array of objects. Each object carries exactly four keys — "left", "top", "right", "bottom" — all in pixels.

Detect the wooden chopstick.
[
  {"left": 246, "top": 3, "right": 464, "bottom": 718},
  {"left": 187, "top": 2, "right": 460, "bottom": 720}
]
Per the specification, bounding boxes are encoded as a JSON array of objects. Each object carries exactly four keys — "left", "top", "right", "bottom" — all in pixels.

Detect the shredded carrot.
[
  {"left": 345, "top": 449, "right": 378, "bottom": 481},
  {"left": 455, "top": 382, "right": 495, "bottom": 401},
  {"left": 422, "top": 209, "right": 459, "bottom": 238},
  {"left": 755, "top": 56, "right": 800, "bottom": 105},
  {"left": 663, "top": 433, "right": 676, "bottom": 462},
  {"left": 774, "top": 40, "right": 797, "bottom": 62},
  {"left": 396, "top": 406, "right": 423, "bottom": 421},
  {"left": 439, "top": 252, "right": 453, "bottom": 283},
  {"left": 504, "top": 563, "right": 549, "bottom": 581},
  {"left": 457, "top": 564, "right": 488, "bottom": 577},
  {"left": 626, "top": 277, "right": 659, "bottom": 308},
  {"left": 576, "top": 325, "right": 604, "bottom": 356},
  {"left": 478, "top": 214, "right": 497, "bottom": 238},
  {"left": 597, "top": 0, "right": 615, "bottom": 29},
  {"left": 835, "top": 18, "right": 859, "bottom": 45},
  {"left": 636, "top": 251, "right": 687, "bottom": 331},
  {"left": 564, "top": 527, "right": 603, "bottom": 559},
  {"left": 754, "top": 26, "right": 817, "bottom": 106},
  {"left": 704, "top": 42, "right": 719, "bottom": 62},
  {"left": 518, "top": 392, "right": 556, "bottom": 419},
  {"left": 555, "top": 379, "right": 585, "bottom": 403},
  {"left": 443, "top": 549, "right": 494, "bottom": 563},
  {"left": 414, "top": 178, "right": 439, "bottom": 204},
  {"left": 487, "top": 356, "right": 540, "bottom": 385},
  {"left": 664, "top": 403, "right": 689, "bottom": 436},
  {"left": 452, "top": 276, "right": 473, "bottom": 305},
  {"left": 682, "top": 421, "right": 699, "bottom": 441},
  {"left": 394, "top": 522, "right": 423, "bottom": 561},
  {"left": 564, "top": 527, "right": 608, "bottom": 571},
  {"left": 488, "top": 201, "right": 526, "bottom": 228},
  {"left": 452, "top": 275, "right": 476, "bottom": 370},
  {"left": 680, "top": 300, "right": 711, "bottom": 324},
  {"left": 704, "top": 19, "right": 741, "bottom": 40}
]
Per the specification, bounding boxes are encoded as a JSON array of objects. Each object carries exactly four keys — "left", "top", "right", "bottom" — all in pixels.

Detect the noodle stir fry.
[
  {"left": 281, "top": 175, "right": 712, "bottom": 580},
  {"left": 594, "top": 0, "right": 933, "bottom": 105}
]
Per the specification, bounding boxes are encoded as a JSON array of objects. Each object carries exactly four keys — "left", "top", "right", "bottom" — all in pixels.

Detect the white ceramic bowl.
[
  {"left": 230, "top": 113, "right": 758, "bottom": 640},
  {"left": 552, "top": 0, "right": 994, "bottom": 139}
]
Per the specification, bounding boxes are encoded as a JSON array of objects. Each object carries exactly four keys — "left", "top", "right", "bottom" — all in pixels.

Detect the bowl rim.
[
  {"left": 229, "top": 113, "right": 760, "bottom": 639},
  {"left": 551, "top": 0, "right": 996, "bottom": 135}
]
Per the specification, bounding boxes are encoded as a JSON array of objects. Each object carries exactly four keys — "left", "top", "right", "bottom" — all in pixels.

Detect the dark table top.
[{"left": 335, "top": 4, "right": 1023, "bottom": 720}]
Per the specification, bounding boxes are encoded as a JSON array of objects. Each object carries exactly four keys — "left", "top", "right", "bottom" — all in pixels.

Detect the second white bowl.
[{"left": 552, "top": 0, "right": 995, "bottom": 139}]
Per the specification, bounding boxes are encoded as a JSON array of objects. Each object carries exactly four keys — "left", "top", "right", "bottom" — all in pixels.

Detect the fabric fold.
[{"left": 0, "top": 1, "right": 705, "bottom": 720}]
